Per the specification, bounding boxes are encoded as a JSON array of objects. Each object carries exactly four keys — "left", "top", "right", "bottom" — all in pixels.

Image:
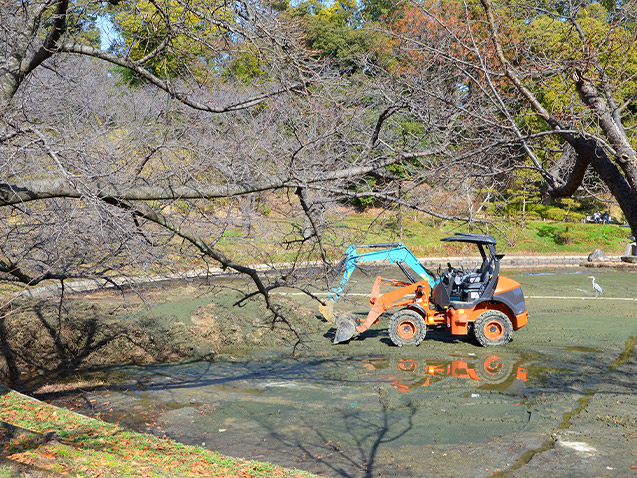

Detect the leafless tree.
[{"left": 2, "top": 0, "right": 473, "bottom": 339}]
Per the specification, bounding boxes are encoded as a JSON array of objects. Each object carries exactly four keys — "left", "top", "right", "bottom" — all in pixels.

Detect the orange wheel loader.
[{"left": 321, "top": 233, "right": 529, "bottom": 347}]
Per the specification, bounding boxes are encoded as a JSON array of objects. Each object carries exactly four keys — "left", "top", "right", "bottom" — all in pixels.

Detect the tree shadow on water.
[{"left": 255, "top": 399, "right": 417, "bottom": 478}]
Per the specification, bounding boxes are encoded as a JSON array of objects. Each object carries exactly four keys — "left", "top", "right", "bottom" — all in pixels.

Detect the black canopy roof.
[{"left": 440, "top": 233, "right": 496, "bottom": 245}]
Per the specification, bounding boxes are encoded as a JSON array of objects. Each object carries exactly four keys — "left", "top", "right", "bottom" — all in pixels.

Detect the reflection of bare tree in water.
[
  {"left": 259, "top": 393, "right": 417, "bottom": 478},
  {"left": 347, "top": 402, "right": 417, "bottom": 478}
]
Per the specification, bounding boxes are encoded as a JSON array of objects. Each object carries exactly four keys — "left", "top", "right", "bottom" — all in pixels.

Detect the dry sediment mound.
[
  {"left": 190, "top": 298, "right": 321, "bottom": 350},
  {"left": 0, "top": 291, "right": 320, "bottom": 384},
  {"left": 0, "top": 299, "right": 208, "bottom": 383}
]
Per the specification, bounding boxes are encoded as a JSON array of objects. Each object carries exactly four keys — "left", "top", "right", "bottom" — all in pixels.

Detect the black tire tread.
[
  {"left": 473, "top": 310, "right": 513, "bottom": 347},
  {"left": 388, "top": 309, "right": 427, "bottom": 347}
]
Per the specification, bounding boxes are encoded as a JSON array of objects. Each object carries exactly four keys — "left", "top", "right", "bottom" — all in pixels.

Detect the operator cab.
[{"left": 433, "top": 233, "right": 503, "bottom": 309}]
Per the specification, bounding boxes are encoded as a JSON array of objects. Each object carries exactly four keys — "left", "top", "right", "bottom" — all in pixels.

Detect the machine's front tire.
[
  {"left": 389, "top": 309, "right": 427, "bottom": 347},
  {"left": 473, "top": 310, "right": 513, "bottom": 346}
]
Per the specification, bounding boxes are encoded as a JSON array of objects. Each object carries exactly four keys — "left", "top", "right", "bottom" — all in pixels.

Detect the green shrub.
[
  {"left": 544, "top": 207, "right": 566, "bottom": 221},
  {"left": 527, "top": 204, "right": 568, "bottom": 221},
  {"left": 565, "top": 211, "right": 585, "bottom": 223},
  {"left": 554, "top": 226, "right": 587, "bottom": 245},
  {"left": 523, "top": 211, "right": 542, "bottom": 220}
]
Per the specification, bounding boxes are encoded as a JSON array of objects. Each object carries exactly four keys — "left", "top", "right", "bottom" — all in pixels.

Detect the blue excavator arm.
[{"left": 319, "top": 243, "right": 438, "bottom": 321}]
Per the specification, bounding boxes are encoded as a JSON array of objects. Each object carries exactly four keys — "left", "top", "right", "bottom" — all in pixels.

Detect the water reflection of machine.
[{"left": 361, "top": 355, "right": 527, "bottom": 393}]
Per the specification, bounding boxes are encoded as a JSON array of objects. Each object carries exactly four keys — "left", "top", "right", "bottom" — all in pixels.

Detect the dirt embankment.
[{"left": 0, "top": 284, "right": 319, "bottom": 386}]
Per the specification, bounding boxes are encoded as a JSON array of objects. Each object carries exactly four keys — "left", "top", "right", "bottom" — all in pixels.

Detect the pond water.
[
  {"left": 61, "top": 351, "right": 536, "bottom": 476},
  {"left": 51, "top": 269, "right": 637, "bottom": 477}
]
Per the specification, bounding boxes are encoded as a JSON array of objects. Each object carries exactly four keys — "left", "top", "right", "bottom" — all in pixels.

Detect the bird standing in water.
[{"left": 588, "top": 276, "right": 603, "bottom": 297}]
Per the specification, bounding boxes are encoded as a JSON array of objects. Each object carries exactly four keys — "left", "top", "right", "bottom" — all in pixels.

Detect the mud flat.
[{"left": 12, "top": 268, "right": 637, "bottom": 477}]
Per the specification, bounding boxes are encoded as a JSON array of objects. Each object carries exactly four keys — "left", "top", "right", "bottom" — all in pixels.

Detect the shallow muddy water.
[{"left": 51, "top": 269, "right": 637, "bottom": 477}]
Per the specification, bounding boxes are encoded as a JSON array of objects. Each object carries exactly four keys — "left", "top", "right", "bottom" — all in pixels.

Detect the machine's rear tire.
[
  {"left": 389, "top": 309, "right": 426, "bottom": 347},
  {"left": 473, "top": 310, "right": 513, "bottom": 346}
]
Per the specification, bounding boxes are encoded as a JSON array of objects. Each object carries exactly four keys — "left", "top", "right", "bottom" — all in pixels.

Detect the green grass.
[
  {"left": 2, "top": 213, "right": 630, "bottom": 293},
  {"left": 0, "top": 465, "right": 20, "bottom": 478},
  {"left": 211, "top": 213, "right": 630, "bottom": 265},
  {"left": 322, "top": 214, "right": 630, "bottom": 257}
]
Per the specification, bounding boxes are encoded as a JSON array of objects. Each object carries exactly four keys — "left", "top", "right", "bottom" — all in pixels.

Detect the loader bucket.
[{"left": 333, "top": 315, "right": 357, "bottom": 344}]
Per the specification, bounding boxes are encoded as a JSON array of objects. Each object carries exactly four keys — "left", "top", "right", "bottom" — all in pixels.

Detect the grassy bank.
[
  {"left": 214, "top": 213, "right": 632, "bottom": 265},
  {"left": 0, "top": 216, "right": 631, "bottom": 476},
  {"left": 339, "top": 217, "right": 630, "bottom": 256},
  {"left": 0, "top": 387, "right": 315, "bottom": 478}
]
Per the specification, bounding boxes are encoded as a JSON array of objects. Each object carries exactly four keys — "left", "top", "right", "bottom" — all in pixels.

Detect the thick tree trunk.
[
  {"left": 570, "top": 73, "right": 637, "bottom": 236},
  {"left": 546, "top": 140, "right": 637, "bottom": 236},
  {"left": 0, "top": 154, "right": 422, "bottom": 208},
  {"left": 574, "top": 72, "right": 637, "bottom": 197},
  {"left": 0, "top": 59, "right": 21, "bottom": 101}
]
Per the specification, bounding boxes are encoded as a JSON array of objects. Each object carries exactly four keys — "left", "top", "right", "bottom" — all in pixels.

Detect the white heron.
[{"left": 588, "top": 276, "right": 603, "bottom": 296}]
